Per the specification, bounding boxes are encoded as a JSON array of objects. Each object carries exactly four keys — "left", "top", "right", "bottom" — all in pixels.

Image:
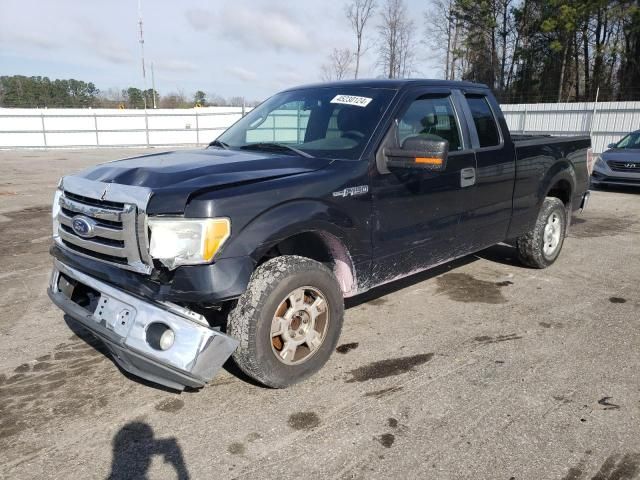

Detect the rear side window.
[{"left": 466, "top": 96, "right": 500, "bottom": 147}]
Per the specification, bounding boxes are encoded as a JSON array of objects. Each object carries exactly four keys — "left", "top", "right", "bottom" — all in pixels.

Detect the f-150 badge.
[{"left": 333, "top": 185, "right": 369, "bottom": 197}]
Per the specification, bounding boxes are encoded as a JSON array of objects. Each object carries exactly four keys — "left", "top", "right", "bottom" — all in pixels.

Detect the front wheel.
[
  {"left": 227, "top": 255, "right": 344, "bottom": 388},
  {"left": 516, "top": 197, "right": 567, "bottom": 269}
]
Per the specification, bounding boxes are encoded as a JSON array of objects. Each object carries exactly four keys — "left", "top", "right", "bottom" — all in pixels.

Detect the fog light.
[
  {"left": 146, "top": 323, "right": 175, "bottom": 351},
  {"left": 159, "top": 329, "right": 175, "bottom": 350}
]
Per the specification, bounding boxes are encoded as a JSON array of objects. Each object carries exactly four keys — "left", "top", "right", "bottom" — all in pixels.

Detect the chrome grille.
[
  {"left": 608, "top": 160, "right": 640, "bottom": 172},
  {"left": 54, "top": 177, "right": 153, "bottom": 274}
]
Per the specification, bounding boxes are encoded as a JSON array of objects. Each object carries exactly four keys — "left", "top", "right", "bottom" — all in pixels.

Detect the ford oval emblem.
[{"left": 71, "top": 216, "right": 97, "bottom": 238}]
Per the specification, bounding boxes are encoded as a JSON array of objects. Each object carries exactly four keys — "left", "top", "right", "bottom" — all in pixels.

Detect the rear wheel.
[
  {"left": 227, "top": 255, "right": 344, "bottom": 388},
  {"left": 516, "top": 197, "right": 567, "bottom": 269}
]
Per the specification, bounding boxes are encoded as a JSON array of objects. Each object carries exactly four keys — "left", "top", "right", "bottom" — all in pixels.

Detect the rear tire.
[
  {"left": 227, "top": 255, "right": 344, "bottom": 388},
  {"left": 516, "top": 197, "right": 567, "bottom": 269}
]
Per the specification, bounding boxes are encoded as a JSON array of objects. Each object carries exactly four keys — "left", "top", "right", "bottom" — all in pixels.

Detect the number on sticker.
[{"left": 330, "top": 95, "right": 373, "bottom": 108}]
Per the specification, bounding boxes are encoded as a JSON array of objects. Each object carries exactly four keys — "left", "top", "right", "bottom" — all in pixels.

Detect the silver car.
[{"left": 592, "top": 130, "right": 640, "bottom": 187}]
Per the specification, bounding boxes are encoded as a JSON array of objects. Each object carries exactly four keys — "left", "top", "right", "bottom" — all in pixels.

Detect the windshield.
[
  {"left": 614, "top": 132, "right": 640, "bottom": 149},
  {"left": 215, "top": 86, "right": 396, "bottom": 160}
]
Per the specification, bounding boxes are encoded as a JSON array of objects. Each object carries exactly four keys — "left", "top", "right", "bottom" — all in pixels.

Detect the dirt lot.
[{"left": 1, "top": 148, "right": 639, "bottom": 480}]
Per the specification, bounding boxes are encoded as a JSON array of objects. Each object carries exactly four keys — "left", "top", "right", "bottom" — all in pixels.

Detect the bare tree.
[
  {"left": 399, "top": 24, "right": 415, "bottom": 77},
  {"left": 320, "top": 48, "right": 355, "bottom": 81},
  {"left": 346, "top": 0, "right": 377, "bottom": 79},
  {"left": 159, "top": 90, "right": 188, "bottom": 108},
  {"left": 207, "top": 93, "right": 227, "bottom": 106},
  {"left": 96, "top": 87, "right": 126, "bottom": 108},
  {"left": 425, "top": 0, "right": 461, "bottom": 80},
  {"left": 377, "top": 0, "right": 415, "bottom": 79},
  {"left": 228, "top": 96, "right": 246, "bottom": 107}
]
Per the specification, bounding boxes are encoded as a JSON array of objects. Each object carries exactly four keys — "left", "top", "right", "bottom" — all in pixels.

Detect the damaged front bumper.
[{"left": 47, "top": 259, "right": 239, "bottom": 390}]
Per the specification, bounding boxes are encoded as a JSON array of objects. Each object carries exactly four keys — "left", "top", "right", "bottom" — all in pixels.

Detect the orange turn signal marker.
[{"left": 415, "top": 157, "right": 443, "bottom": 165}]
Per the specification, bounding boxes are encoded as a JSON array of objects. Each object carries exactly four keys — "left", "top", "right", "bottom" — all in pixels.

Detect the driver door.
[{"left": 369, "top": 88, "right": 476, "bottom": 285}]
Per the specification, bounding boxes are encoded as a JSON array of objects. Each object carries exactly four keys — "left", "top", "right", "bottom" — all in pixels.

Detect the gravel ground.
[{"left": 0, "top": 148, "right": 639, "bottom": 480}]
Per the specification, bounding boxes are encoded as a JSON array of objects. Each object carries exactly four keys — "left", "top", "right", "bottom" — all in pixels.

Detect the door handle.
[{"left": 460, "top": 167, "right": 476, "bottom": 188}]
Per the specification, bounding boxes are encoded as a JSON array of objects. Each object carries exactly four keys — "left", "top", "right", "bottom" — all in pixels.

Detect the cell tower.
[{"left": 138, "top": 0, "right": 148, "bottom": 110}]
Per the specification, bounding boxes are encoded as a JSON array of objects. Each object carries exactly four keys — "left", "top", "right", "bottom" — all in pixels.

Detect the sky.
[{"left": 0, "top": 0, "right": 439, "bottom": 101}]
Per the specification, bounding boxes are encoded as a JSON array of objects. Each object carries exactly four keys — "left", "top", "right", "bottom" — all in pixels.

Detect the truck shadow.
[
  {"left": 107, "top": 421, "right": 190, "bottom": 480},
  {"left": 347, "top": 242, "right": 525, "bottom": 309},
  {"left": 346, "top": 255, "right": 478, "bottom": 309},
  {"left": 472, "top": 242, "right": 522, "bottom": 268}
]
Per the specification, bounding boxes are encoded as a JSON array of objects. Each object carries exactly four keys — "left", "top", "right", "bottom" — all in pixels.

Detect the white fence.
[
  {"left": 0, "top": 107, "right": 245, "bottom": 149},
  {"left": 501, "top": 101, "right": 640, "bottom": 153},
  {"left": 1, "top": 102, "right": 639, "bottom": 153}
]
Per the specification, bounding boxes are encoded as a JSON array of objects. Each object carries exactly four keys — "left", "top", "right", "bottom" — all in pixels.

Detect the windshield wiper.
[
  {"left": 208, "top": 139, "right": 229, "bottom": 149},
  {"left": 240, "top": 142, "right": 313, "bottom": 158}
]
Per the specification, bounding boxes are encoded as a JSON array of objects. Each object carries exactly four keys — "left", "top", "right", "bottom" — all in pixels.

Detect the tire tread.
[
  {"left": 516, "top": 197, "right": 567, "bottom": 269},
  {"left": 227, "top": 255, "right": 342, "bottom": 388}
]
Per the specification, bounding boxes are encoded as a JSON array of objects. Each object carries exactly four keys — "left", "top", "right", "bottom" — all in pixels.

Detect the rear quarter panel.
[{"left": 507, "top": 136, "right": 591, "bottom": 239}]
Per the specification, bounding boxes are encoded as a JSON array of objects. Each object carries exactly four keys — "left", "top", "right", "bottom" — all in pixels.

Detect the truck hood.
[{"left": 76, "top": 148, "right": 333, "bottom": 213}]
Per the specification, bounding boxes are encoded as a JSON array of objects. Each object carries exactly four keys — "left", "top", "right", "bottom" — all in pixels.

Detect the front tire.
[
  {"left": 516, "top": 197, "right": 567, "bottom": 269},
  {"left": 227, "top": 255, "right": 344, "bottom": 388}
]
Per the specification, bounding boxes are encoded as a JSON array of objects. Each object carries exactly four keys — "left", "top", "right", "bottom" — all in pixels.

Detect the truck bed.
[
  {"left": 511, "top": 134, "right": 591, "bottom": 148},
  {"left": 507, "top": 133, "right": 591, "bottom": 240}
]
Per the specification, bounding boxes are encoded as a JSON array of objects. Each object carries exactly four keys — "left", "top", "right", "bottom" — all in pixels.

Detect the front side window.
[
  {"left": 466, "top": 95, "right": 501, "bottom": 148},
  {"left": 615, "top": 132, "right": 640, "bottom": 149},
  {"left": 396, "top": 95, "right": 462, "bottom": 151},
  {"left": 216, "top": 87, "right": 396, "bottom": 160}
]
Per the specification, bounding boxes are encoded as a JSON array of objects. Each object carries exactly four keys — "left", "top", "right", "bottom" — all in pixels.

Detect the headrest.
[{"left": 403, "top": 107, "right": 436, "bottom": 130}]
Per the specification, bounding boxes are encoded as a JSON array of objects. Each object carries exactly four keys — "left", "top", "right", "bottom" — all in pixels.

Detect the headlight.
[
  {"left": 52, "top": 189, "right": 63, "bottom": 239},
  {"left": 594, "top": 155, "right": 608, "bottom": 171},
  {"left": 148, "top": 218, "right": 231, "bottom": 269}
]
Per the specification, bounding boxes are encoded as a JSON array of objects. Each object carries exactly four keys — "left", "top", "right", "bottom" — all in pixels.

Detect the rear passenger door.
[{"left": 459, "top": 91, "right": 516, "bottom": 249}]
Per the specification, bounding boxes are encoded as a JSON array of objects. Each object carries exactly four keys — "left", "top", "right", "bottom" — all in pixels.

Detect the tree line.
[
  {"left": 322, "top": 0, "right": 640, "bottom": 102},
  {"left": 0, "top": 76, "right": 256, "bottom": 108}
]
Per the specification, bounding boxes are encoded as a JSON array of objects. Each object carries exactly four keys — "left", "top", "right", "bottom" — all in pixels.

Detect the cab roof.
[{"left": 283, "top": 78, "right": 489, "bottom": 92}]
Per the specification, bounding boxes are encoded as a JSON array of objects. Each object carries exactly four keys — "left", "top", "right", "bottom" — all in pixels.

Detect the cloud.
[
  {"left": 186, "top": 5, "right": 313, "bottom": 52},
  {"left": 225, "top": 66, "right": 258, "bottom": 82},
  {"left": 273, "top": 71, "right": 309, "bottom": 89},
  {"left": 0, "top": 30, "right": 61, "bottom": 50},
  {"left": 222, "top": 6, "right": 312, "bottom": 52},
  {"left": 185, "top": 8, "right": 213, "bottom": 32},
  {"left": 155, "top": 59, "right": 198, "bottom": 73},
  {"left": 78, "top": 22, "right": 134, "bottom": 65},
  {"left": 93, "top": 44, "right": 134, "bottom": 65}
]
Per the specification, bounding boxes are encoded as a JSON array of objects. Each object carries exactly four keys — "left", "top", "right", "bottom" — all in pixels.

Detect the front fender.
[{"left": 217, "top": 199, "right": 360, "bottom": 262}]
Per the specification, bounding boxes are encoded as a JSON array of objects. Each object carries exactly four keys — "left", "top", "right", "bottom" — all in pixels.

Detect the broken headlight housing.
[{"left": 148, "top": 218, "right": 231, "bottom": 270}]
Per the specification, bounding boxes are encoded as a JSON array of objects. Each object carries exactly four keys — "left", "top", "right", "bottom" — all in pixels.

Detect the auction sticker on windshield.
[{"left": 330, "top": 95, "right": 373, "bottom": 107}]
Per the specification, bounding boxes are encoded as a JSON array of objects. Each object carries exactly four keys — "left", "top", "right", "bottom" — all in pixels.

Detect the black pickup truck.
[{"left": 48, "top": 79, "right": 592, "bottom": 390}]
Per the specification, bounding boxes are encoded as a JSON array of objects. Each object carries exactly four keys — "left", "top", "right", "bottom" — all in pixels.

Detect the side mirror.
[
  {"left": 384, "top": 136, "right": 449, "bottom": 171},
  {"left": 607, "top": 143, "right": 617, "bottom": 149}
]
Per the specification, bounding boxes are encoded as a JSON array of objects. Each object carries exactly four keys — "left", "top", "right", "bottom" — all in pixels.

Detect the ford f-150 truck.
[{"left": 48, "top": 79, "right": 592, "bottom": 390}]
